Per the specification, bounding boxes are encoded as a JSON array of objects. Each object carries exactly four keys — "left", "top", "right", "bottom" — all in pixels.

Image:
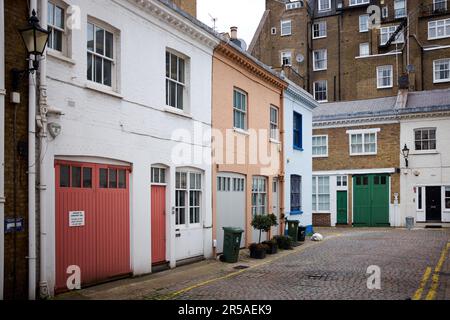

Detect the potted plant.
[
  {"left": 273, "top": 235, "right": 293, "bottom": 250},
  {"left": 249, "top": 214, "right": 278, "bottom": 259},
  {"left": 262, "top": 238, "right": 278, "bottom": 254}
]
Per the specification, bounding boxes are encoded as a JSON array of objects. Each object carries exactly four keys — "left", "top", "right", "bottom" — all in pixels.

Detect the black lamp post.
[
  {"left": 402, "top": 144, "right": 410, "bottom": 168},
  {"left": 12, "top": 9, "right": 50, "bottom": 89}
]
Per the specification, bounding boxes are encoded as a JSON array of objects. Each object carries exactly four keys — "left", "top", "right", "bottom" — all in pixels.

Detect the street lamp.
[
  {"left": 18, "top": 9, "right": 50, "bottom": 72},
  {"left": 402, "top": 144, "right": 410, "bottom": 168}
]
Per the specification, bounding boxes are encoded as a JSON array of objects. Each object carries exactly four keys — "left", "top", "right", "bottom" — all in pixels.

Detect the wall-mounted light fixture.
[
  {"left": 11, "top": 9, "right": 50, "bottom": 92},
  {"left": 402, "top": 144, "right": 410, "bottom": 168}
]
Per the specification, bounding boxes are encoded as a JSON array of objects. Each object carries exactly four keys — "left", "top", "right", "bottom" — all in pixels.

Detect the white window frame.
[
  {"left": 359, "top": 15, "right": 369, "bottom": 32},
  {"left": 359, "top": 43, "right": 370, "bottom": 57},
  {"left": 47, "top": 1, "right": 68, "bottom": 55},
  {"left": 433, "top": 59, "right": 450, "bottom": 83},
  {"left": 281, "top": 51, "right": 292, "bottom": 66},
  {"left": 394, "top": 0, "right": 407, "bottom": 18},
  {"left": 270, "top": 105, "right": 279, "bottom": 141},
  {"left": 312, "top": 21, "right": 327, "bottom": 39},
  {"left": 380, "top": 25, "right": 404, "bottom": 45},
  {"left": 337, "top": 175, "right": 348, "bottom": 188},
  {"left": 382, "top": 6, "right": 389, "bottom": 18},
  {"left": 166, "top": 50, "right": 187, "bottom": 110},
  {"left": 414, "top": 128, "right": 437, "bottom": 151},
  {"left": 377, "top": 65, "right": 393, "bottom": 89},
  {"left": 318, "top": 0, "right": 331, "bottom": 12},
  {"left": 350, "top": 0, "right": 370, "bottom": 6},
  {"left": 312, "top": 135, "right": 328, "bottom": 158},
  {"left": 233, "top": 88, "right": 248, "bottom": 130},
  {"left": 252, "top": 176, "right": 267, "bottom": 216},
  {"left": 445, "top": 186, "right": 450, "bottom": 210},
  {"left": 312, "top": 176, "right": 330, "bottom": 212},
  {"left": 271, "top": 27, "right": 277, "bottom": 35},
  {"left": 151, "top": 167, "right": 167, "bottom": 185},
  {"left": 428, "top": 19, "right": 450, "bottom": 40},
  {"left": 416, "top": 187, "right": 426, "bottom": 212},
  {"left": 313, "top": 80, "right": 328, "bottom": 103},
  {"left": 313, "top": 49, "right": 327, "bottom": 71},
  {"left": 175, "top": 170, "right": 202, "bottom": 227},
  {"left": 87, "top": 18, "right": 117, "bottom": 90},
  {"left": 281, "top": 20, "right": 292, "bottom": 36},
  {"left": 347, "top": 128, "right": 380, "bottom": 156}
]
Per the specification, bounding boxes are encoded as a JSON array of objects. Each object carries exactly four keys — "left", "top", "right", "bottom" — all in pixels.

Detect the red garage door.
[{"left": 55, "top": 161, "right": 131, "bottom": 293}]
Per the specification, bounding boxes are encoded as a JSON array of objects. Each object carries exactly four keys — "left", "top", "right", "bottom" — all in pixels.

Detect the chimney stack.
[{"left": 230, "top": 27, "right": 238, "bottom": 40}]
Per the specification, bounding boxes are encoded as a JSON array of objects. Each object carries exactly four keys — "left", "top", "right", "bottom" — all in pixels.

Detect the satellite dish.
[{"left": 296, "top": 54, "right": 305, "bottom": 63}]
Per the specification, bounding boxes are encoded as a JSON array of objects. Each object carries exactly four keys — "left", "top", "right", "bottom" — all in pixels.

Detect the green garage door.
[{"left": 353, "top": 175, "right": 390, "bottom": 227}]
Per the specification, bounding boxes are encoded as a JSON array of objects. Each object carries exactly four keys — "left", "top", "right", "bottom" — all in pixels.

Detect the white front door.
[
  {"left": 272, "top": 178, "right": 280, "bottom": 236},
  {"left": 174, "top": 171, "right": 204, "bottom": 261},
  {"left": 216, "top": 173, "right": 246, "bottom": 253}
]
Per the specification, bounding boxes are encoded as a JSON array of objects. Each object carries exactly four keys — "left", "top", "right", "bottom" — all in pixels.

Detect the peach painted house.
[{"left": 212, "top": 31, "right": 288, "bottom": 253}]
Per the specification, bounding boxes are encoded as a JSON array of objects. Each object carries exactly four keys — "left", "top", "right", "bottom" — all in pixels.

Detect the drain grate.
[{"left": 233, "top": 265, "right": 250, "bottom": 270}]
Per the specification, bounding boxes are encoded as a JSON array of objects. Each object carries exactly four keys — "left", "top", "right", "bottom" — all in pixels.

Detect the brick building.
[
  {"left": 312, "top": 94, "right": 401, "bottom": 227},
  {"left": 250, "top": 0, "right": 450, "bottom": 102},
  {"left": 1, "top": 0, "right": 31, "bottom": 299},
  {"left": 171, "top": 0, "right": 197, "bottom": 17}
]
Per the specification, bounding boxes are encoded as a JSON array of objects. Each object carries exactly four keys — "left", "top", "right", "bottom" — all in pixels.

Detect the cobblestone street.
[
  {"left": 58, "top": 228, "right": 450, "bottom": 300},
  {"left": 175, "top": 228, "right": 450, "bottom": 300}
]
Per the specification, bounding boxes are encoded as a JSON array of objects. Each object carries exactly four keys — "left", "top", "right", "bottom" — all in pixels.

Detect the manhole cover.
[
  {"left": 233, "top": 265, "right": 249, "bottom": 270},
  {"left": 304, "top": 274, "right": 329, "bottom": 281}
]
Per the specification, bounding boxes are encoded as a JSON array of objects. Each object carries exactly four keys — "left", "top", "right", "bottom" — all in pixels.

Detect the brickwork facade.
[
  {"left": 3, "top": 0, "right": 30, "bottom": 300},
  {"left": 250, "top": 0, "right": 450, "bottom": 102}
]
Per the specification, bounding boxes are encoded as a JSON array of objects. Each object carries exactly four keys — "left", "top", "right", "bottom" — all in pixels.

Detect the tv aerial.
[{"left": 208, "top": 13, "right": 218, "bottom": 31}]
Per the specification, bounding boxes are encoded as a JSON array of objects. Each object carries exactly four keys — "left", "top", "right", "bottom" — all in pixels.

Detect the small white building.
[
  {"left": 283, "top": 80, "right": 318, "bottom": 234},
  {"left": 38, "top": 0, "right": 218, "bottom": 296},
  {"left": 399, "top": 89, "right": 450, "bottom": 226}
]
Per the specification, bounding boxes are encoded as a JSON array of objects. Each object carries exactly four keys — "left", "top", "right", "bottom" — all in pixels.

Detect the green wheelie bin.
[
  {"left": 222, "top": 227, "right": 244, "bottom": 263},
  {"left": 287, "top": 220, "right": 299, "bottom": 244}
]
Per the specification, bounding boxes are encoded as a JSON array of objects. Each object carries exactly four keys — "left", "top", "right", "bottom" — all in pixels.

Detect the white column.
[{"left": 0, "top": 0, "right": 6, "bottom": 301}]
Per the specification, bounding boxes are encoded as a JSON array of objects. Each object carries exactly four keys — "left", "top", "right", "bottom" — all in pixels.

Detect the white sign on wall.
[{"left": 69, "top": 211, "right": 85, "bottom": 227}]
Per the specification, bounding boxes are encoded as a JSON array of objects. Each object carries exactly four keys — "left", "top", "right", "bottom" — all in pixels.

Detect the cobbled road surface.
[{"left": 175, "top": 228, "right": 450, "bottom": 300}]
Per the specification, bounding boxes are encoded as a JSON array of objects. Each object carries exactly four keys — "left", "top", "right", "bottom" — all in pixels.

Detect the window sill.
[
  {"left": 164, "top": 106, "right": 192, "bottom": 119},
  {"left": 433, "top": 79, "right": 450, "bottom": 84},
  {"left": 350, "top": 153, "right": 377, "bottom": 156},
  {"left": 294, "top": 146, "right": 304, "bottom": 152},
  {"left": 85, "top": 82, "right": 123, "bottom": 99},
  {"left": 233, "top": 128, "right": 250, "bottom": 136},
  {"left": 313, "top": 155, "right": 328, "bottom": 158},
  {"left": 47, "top": 50, "right": 76, "bottom": 65},
  {"left": 290, "top": 210, "right": 304, "bottom": 215},
  {"left": 411, "top": 150, "right": 439, "bottom": 155},
  {"left": 312, "top": 36, "right": 327, "bottom": 40},
  {"left": 377, "top": 86, "right": 393, "bottom": 90}
]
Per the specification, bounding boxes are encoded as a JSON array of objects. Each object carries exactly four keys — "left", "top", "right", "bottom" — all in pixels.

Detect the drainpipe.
[
  {"left": 37, "top": 0, "right": 49, "bottom": 299},
  {"left": 0, "top": 0, "right": 5, "bottom": 301},
  {"left": 28, "top": 0, "right": 38, "bottom": 301},
  {"left": 279, "top": 91, "right": 285, "bottom": 235}
]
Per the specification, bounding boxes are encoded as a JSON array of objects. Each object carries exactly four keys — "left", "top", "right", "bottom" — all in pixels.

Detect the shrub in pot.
[
  {"left": 273, "top": 235, "right": 293, "bottom": 250},
  {"left": 262, "top": 239, "right": 278, "bottom": 254},
  {"left": 249, "top": 243, "right": 268, "bottom": 259},
  {"left": 249, "top": 214, "right": 278, "bottom": 259}
]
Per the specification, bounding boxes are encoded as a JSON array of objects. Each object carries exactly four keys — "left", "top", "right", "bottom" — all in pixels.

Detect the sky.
[{"left": 197, "top": 0, "right": 266, "bottom": 46}]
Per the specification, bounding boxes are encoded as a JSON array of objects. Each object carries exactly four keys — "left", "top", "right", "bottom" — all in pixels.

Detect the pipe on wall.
[
  {"left": 38, "top": 0, "right": 49, "bottom": 299},
  {"left": 0, "top": 0, "right": 6, "bottom": 301},
  {"left": 28, "top": 0, "right": 38, "bottom": 301}
]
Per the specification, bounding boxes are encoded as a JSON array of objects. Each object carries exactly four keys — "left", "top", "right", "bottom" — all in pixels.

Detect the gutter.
[
  {"left": 0, "top": 0, "right": 5, "bottom": 301},
  {"left": 38, "top": 0, "right": 49, "bottom": 299},
  {"left": 28, "top": 0, "right": 38, "bottom": 300}
]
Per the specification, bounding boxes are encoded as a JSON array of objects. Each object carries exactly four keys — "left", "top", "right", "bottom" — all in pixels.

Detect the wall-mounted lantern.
[{"left": 402, "top": 144, "right": 410, "bottom": 168}]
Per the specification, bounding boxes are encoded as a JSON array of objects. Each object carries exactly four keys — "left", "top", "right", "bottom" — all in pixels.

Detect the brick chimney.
[{"left": 171, "top": 0, "right": 197, "bottom": 18}]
